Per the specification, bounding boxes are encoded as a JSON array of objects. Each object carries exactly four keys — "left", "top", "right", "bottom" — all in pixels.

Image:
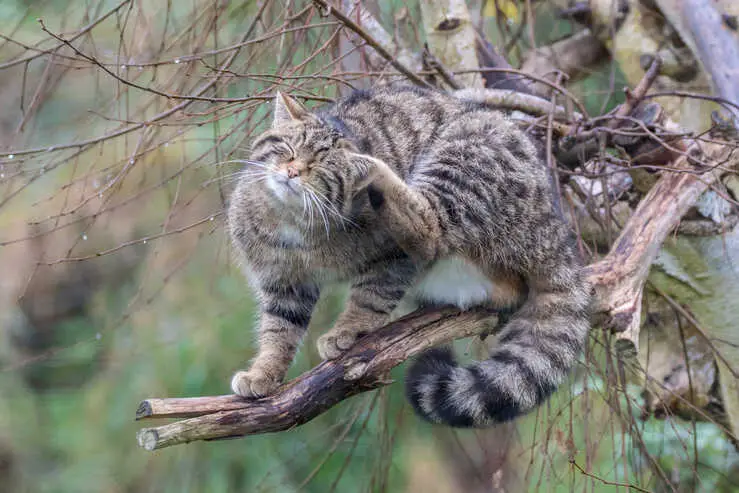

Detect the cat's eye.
[
  {"left": 276, "top": 145, "right": 294, "bottom": 160},
  {"left": 313, "top": 146, "right": 331, "bottom": 161}
]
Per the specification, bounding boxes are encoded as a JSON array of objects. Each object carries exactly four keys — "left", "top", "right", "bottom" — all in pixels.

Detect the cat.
[{"left": 227, "top": 84, "right": 591, "bottom": 427}]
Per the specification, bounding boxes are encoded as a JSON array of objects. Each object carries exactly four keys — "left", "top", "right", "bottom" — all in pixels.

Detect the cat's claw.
[
  {"left": 316, "top": 329, "right": 361, "bottom": 360},
  {"left": 231, "top": 369, "right": 280, "bottom": 398}
]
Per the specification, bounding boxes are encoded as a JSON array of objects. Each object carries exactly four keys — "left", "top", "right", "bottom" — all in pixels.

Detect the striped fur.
[{"left": 227, "top": 84, "right": 591, "bottom": 426}]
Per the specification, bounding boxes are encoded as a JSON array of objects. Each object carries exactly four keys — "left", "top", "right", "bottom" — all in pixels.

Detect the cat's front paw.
[
  {"left": 348, "top": 153, "right": 381, "bottom": 189},
  {"left": 316, "top": 329, "right": 364, "bottom": 360},
  {"left": 231, "top": 369, "right": 280, "bottom": 398}
]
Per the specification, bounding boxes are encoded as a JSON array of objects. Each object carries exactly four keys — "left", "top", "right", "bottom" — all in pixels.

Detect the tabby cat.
[{"left": 227, "top": 84, "right": 591, "bottom": 427}]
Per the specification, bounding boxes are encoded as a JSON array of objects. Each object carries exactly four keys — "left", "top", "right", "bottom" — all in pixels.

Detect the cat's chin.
[{"left": 266, "top": 174, "right": 303, "bottom": 207}]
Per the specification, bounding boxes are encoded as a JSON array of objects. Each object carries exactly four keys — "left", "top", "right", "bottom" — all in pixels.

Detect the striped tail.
[{"left": 405, "top": 282, "right": 591, "bottom": 427}]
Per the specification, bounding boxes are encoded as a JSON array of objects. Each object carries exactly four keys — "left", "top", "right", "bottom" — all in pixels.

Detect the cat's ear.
[{"left": 273, "top": 92, "right": 310, "bottom": 126}]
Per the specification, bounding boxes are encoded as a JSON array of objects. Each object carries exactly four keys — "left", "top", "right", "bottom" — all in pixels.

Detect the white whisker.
[
  {"left": 307, "top": 185, "right": 357, "bottom": 229},
  {"left": 203, "top": 170, "right": 269, "bottom": 186},
  {"left": 213, "top": 159, "right": 270, "bottom": 169},
  {"left": 308, "top": 189, "right": 331, "bottom": 238},
  {"left": 307, "top": 190, "right": 315, "bottom": 232}
]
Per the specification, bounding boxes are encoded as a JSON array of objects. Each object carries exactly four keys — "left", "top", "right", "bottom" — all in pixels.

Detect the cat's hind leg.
[{"left": 317, "top": 250, "right": 417, "bottom": 359}]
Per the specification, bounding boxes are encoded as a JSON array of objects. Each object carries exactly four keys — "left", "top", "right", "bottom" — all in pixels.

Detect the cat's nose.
[{"left": 287, "top": 167, "right": 299, "bottom": 178}]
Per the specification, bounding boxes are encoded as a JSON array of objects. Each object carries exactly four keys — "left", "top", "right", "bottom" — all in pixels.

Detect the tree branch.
[
  {"left": 520, "top": 29, "right": 608, "bottom": 95},
  {"left": 453, "top": 88, "right": 582, "bottom": 121},
  {"left": 339, "top": 0, "right": 422, "bottom": 74},
  {"left": 312, "top": 0, "right": 429, "bottom": 87},
  {"left": 136, "top": 307, "right": 495, "bottom": 450},
  {"left": 586, "top": 141, "right": 734, "bottom": 355}
]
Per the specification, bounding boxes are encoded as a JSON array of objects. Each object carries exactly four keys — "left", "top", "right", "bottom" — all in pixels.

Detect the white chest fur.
[
  {"left": 410, "top": 255, "right": 494, "bottom": 309},
  {"left": 277, "top": 223, "right": 305, "bottom": 247}
]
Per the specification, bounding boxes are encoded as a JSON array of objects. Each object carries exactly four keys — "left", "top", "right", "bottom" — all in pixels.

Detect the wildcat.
[{"left": 227, "top": 84, "right": 591, "bottom": 427}]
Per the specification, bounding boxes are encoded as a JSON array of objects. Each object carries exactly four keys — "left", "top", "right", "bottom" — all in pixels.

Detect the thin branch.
[
  {"left": 569, "top": 459, "right": 652, "bottom": 493},
  {"left": 0, "top": 0, "right": 132, "bottom": 70},
  {"left": 1, "top": 1, "right": 271, "bottom": 160},
  {"left": 422, "top": 44, "right": 462, "bottom": 90},
  {"left": 649, "top": 283, "right": 739, "bottom": 379},
  {"left": 453, "top": 88, "right": 582, "bottom": 121},
  {"left": 311, "top": 0, "right": 430, "bottom": 88},
  {"left": 609, "top": 56, "right": 662, "bottom": 129}
]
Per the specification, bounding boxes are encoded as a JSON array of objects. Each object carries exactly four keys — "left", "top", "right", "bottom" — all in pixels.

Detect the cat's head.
[{"left": 242, "top": 92, "right": 369, "bottom": 224}]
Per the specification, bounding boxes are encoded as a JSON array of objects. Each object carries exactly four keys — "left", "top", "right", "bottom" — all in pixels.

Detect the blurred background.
[{"left": 1, "top": 0, "right": 738, "bottom": 491}]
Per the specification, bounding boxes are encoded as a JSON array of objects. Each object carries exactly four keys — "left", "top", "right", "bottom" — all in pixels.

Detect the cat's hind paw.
[
  {"left": 231, "top": 369, "right": 280, "bottom": 398},
  {"left": 316, "top": 328, "right": 364, "bottom": 360}
]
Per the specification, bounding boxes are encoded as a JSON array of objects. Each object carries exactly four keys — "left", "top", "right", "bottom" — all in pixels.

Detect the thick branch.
[
  {"left": 520, "top": 29, "right": 608, "bottom": 95},
  {"left": 453, "top": 88, "right": 582, "bottom": 121},
  {"left": 136, "top": 307, "right": 494, "bottom": 450},
  {"left": 586, "top": 141, "right": 732, "bottom": 355},
  {"left": 419, "top": 0, "right": 483, "bottom": 88}
]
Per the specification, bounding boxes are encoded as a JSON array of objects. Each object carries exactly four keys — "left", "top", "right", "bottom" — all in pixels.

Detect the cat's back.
[
  {"left": 326, "top": 85, "right": 463, "bottom": 171},
  {"left": 327, "top": 85, "right": 540, "bottom": 178}
]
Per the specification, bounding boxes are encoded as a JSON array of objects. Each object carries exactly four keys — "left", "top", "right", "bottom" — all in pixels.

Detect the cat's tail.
[{"left": 405, "top": 277, "right": 591, "bottom": 427}]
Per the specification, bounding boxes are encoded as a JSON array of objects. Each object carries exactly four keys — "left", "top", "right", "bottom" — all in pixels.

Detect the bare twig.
[
  {"left": 569, "top": 459, "right": 652, "bottom": 493},
  {"left": 1, "top": 0, "right": 272, "bottom": 160},
  {"left": 422, "top": 45, "right": 462, "bottom": 90},
  {"left": 608, "top": 56, "right": 663, "bottom": 130},
  {"left": 311, "top": 0, "right": 430, "bottom": 88},
  {"left": 0, "top": 0, "right": 132, "bottom": 70}
]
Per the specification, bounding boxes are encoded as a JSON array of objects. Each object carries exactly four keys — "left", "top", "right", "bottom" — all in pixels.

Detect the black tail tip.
[
  {"left": 405, "top": 347, "right": 457, "bottom": 422},
  {"left": 404, "top": 347, "right": 532, "bottom": 428},
  {"left": 406, "top": 347, "right": 456, "bottom": 384}
]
